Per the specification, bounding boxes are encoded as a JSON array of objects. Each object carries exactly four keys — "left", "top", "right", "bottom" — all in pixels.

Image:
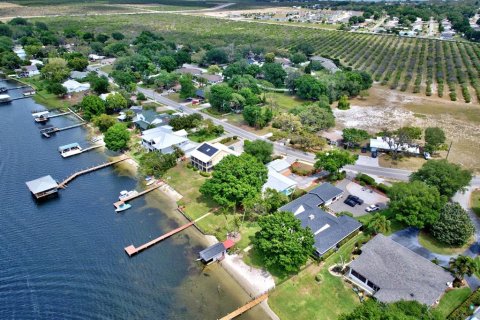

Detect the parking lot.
[{"left": 329, "top": 179, "right": 389, "bottom": 217}]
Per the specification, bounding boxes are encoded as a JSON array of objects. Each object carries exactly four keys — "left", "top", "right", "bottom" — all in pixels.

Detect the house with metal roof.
[
  {"left": 133, "top": 110, "right": 172, "bottom": 130},
  {"left": 70, "top": 71, "right": 89, "bottom": 81},
  {"left": 141, "top": 126, "right": 197, "bottom": 155},
  {"left": 190, "top": 142, "right": 240, "bottom": 172},
  {"left": 310, "top": 56, "right": 340, "bottom": 73},
  {"left": 26, "top": 175, "right": 59, "bottom": 200},
  {"left": 279, "top": 183, "right": 360, "bottom": 257},
  {"left": 263, "top": 159, "right": 297, "bottom": 196},
  {"left": 347, "top": 234, "right": 453, "bottom": 306},
  {"left": 62, "top": 80, "right": 90, "bottom": 93}
]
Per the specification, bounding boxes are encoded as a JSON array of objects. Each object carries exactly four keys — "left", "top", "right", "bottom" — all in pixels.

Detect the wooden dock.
[
  {"left": 58, "top": 156, "right": 129, "bottom": 188},
  {"left": 218, "top": 293, "right": 269, "bottom": 320},
  {"left": 113, "top": 180, "right": 164, "bottom": 209},
  {"left": 40, "top": 122, "right": 85, "bottom": 137},
  {"left": 47, "top": 111, "right": 72, "bottom": 119},
  {"left": 124, "top": 211, "right": 213, "bottom": 257}
]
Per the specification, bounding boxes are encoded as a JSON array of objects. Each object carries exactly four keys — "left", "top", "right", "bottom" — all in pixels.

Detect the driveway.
[
  {"left": 356, "top": 155, "right": 379, "bottom": 167},
  {"left": 329, "top": 179, "right": 388, "bottom": 217}
]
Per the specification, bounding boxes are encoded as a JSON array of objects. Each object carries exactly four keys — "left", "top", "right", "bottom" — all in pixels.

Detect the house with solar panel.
[
  {"left": 279, "top": 183, "right": 361, "bottom": 258},
  {"left": 190, "top": 142, "right": 240, "bottom": 172}
]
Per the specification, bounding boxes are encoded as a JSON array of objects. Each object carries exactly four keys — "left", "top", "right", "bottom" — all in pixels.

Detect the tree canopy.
[
  {"left": 105, "top": 93, "right": 127, "bottom": 114},
  {"left": 449, "top": 255, "right": 477, "bottom": 280},
  {"left": 298, "top": 104, "right": 335, "bottom": 132},
  {"left": 179, "top": 74, "right": 196, "bottom": 99},
  {"left": 93, "top": 114, "right": 117, "bottom": 133},
  {"left": 253, "top": 211, "right": 315, "bottom": 274},
  {"left": 207, "top": 83, "right": 234, "bottom": 112},
  {"left": 342, "top": 128, "right": 369, "bottom": 147},
  {"left": 261, "top": 62, "right": 287, "bottom": 88},
  {"left": 424, "top": 127, "right": 446, "bottom": 154},
  {"left": 430, "top": 202, "right": 474, "bottom": 246},
  {"left": 41, "top": 58, "right": 70, "bottom": 83},
  {"left": 104, "top": 123, "right": 130, "bottom": 151},
  {"left": 339, "top": 300, "right": 443, "bottom": 320},
  {"left": 410, "top": 160, "right": 472, "bottom": 198},
  {"left": 388, "top": 181, "right": 445, "bottom": 229},
  {"left": 139, "top": 151, "right": 177, "bottom": 177},
  {"left": 243, "top": 139, "right": 273, "bottom": 164},
  {"left": 81, "top": 95, "right": 106, "bottom": 120},
  {"left": 314, "top": 149, "right": 357, "bottom": 174},
  {"left": 200, "top": 154, "right": 268, "bottom": 208}
]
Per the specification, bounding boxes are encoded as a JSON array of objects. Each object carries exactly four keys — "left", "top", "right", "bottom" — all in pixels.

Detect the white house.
[
  {"left": 370, "top": 137, "right": 420, "bottom": 154},
  {"left": 190, "top": 142, "right": 240, "bottom": 172},
  {"left": 13, "top": 46, "right": 26, "bottom": 60},
  {"left": 263, "top": 159, "right": 297, "bottom": 196},
  {"left": 62, "top": 80, "right": 90, "bottom": 93},
  {"left": 141, "top": 126, "right": 197, "bottom": 155}
]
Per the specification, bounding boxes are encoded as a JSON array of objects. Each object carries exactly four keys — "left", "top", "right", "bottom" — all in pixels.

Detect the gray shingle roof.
[
  {"left": 26, "top": 175, "right": 58, "bottom": 194},
  {"left": 279, "top": 183, "right": 342, "bottom": 213},
  {"left": 309, "top": 183, "right": 343, "bottom": 203},
  {"left": 199, "top": 242, "right": 225, "bottom": 261},
  {"left": 349, "top": 234, "right": 453, "bottom": 306}
]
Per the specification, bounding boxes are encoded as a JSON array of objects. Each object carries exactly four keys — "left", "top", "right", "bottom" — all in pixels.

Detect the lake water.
[{"left": 0, "top": 80, "right": 266, "bottom": 319}]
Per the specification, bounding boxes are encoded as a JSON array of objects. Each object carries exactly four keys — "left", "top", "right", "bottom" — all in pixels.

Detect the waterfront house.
[
  {"left": 26, "top": 175, "right": 59, "bottom": 200},
  {"left": 347, "top": 234, "right": 453, "bottom": 306},
  {"left": 62, "top": 80, "right": 90, "bottom": 93},
  {"left": 141, "top": 125, "right": 197, "bottom": 155},
  {"left": 190, "top": 142, "right": 240, "bottom": 172},
  {"left": 263, "top": 159, "right": 297, "bottom": 196},
  {"left": 88, "top": 54, "right": 105, "bottom": 62},
  {"left": 133, "top": 110, "right": 172, "bottom": 130},
  {"left": 15, "top": 64, "right": 40, "bottom": 78},
  {"left": 279, "top": 183, "right": 360, "bottom": 257},
  {"left": 198, "top": 239, "right": 235, "bottom": 264}
]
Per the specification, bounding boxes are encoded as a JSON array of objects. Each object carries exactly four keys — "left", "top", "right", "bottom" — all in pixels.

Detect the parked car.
[
  {"left": 361, "top": 147, "right": 367, "bottom": 153},
  {"left": 424, "top": 152, "right": 431, "bottom": 160},
  {"left": 365, "top": 204, "right": 380, "bottom": 212},
  {"left": 344, "top": 198, "right": 357, "bottom": 207},
  {"left": 371, "top": 151, "right": 378, "bottom": 158},
  {"left": 347, "top": 195, "right": 364, "bottom": 205}
]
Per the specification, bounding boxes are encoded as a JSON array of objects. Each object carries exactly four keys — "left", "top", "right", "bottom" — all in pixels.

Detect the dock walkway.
[
  {"left": 58, "top": 156, "right": 129, "bottom": 188},
  {"left": 113, "top": 180, "right": 164, "bottom": 208},
  {"left": 219, "top": 293, "right": 269, "bottom": 320},
  {"left": 124, "top": 211, "right": 213, "bottom": 256}
]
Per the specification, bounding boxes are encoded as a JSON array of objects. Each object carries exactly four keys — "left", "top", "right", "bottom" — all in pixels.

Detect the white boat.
[
  {"left": 115, "top": 203, "right": 132, "bottom": 213},
  {"left": 119, "top": 190, "right": 138, "bottom": 201},
  {"left": 91, "top": 136, "right": 102, "bottom": 143},
  {"left": 58, "top": 143, "right": 82, "bottom": 158}
]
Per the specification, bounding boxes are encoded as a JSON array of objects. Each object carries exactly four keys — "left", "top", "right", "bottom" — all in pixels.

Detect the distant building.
[
  {"left": 88, "top": 54, "right": 105, "bottom": 62},
  {"left": 347, "top": 234, "right": 453, "bottom": 306},
  {"left": 190, "top": 142, "right": 240, "bottom": 172},
  {"left": 15, "top": 64, "right": 39, "bottom": 78},
  {"left": 310, "top": 56, "right": 340, "bottom": 73},
  {"left": 279, "top": 183, "right": 360, "bottom": 257},
  {"left": 62, "top": 80, "right": 90, "bottom": 93},
  {"left": 141, "top": 125, "right": 197, "bottom": 155},
  {"left": 198, "top": 73, "right": 223, "bottom": 84},
  {"left": 176, "top": 67, "right": 202, "bottom": 76},
  {"left": 70, "top": 71, "right": 89, "bottom": 81}
]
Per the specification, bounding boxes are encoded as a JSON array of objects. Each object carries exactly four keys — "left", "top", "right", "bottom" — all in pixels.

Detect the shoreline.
[{"left": 120, "top": 154, "right": 279, "bottom": 320}]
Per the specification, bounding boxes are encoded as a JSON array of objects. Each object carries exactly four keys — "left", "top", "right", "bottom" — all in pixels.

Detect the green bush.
[
  {"left": 377, "top": 183, "right": 390, "bottom": 194},
  {"left": 448, "top": 289, "right": 480, "bottom": 320},
  {"left": 220, "top": 137, "right": 233, "bottom": 144},
  {"left": 338, "top": 211, "right": 354, "bottom": 218},
  {"left": 186, "top": 163, "right": 193, "bottom": 169},
  {"left": 199, "top": 171, "right": 211, "bottom": 177},
  {"left": 356, "top": 173, "right": 377, "bottom": 187}
]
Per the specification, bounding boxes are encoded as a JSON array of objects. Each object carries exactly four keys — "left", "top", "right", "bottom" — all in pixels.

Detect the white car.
[{"left": 365, "top": 205, "right": 380, "bottom": 212}]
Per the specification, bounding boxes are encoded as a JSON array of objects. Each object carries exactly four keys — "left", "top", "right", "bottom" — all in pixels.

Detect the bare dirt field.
[{"left": 334, "top": 85, "right": 480, "bottom": 172}]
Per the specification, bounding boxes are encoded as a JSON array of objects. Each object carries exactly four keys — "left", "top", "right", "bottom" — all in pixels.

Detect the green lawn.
[
  {"left": 474, "top": 257, "right": 480, "bottom": 278},
  {"left": 188, "top": 132, "right": 219, "bottom": 143},
  {"left": 472, "top": 189, "right": 480, "bottom": 217},
  {"left": 20, "top": 76, "right": 72, "bottom": 109},
  {"left": 418, "top": 231, "right": 473, "bottom": 255},
  {"left": 264, "top": 92, "right": 307, "bottom": 113},
  {"left": 435, "top": 288, "right": 472, "bottom": 318},
  {"left": 164, "top": 163, "right": 258, "bottom": 243},
  {"left": 268, "top": 233, "right": 368, "bottom": 320},
  {"left": 99, "top": 64, "right": 113, "bottom": 74},
  {"left": 355, "top": 211, "right": 406, "bottom": 236}
]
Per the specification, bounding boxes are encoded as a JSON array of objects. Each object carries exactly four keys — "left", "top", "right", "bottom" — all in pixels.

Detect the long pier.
[
  {"left": 58, "top": 156, "right": 129, "bottom": 188},
  {"left": 124, "top": 211, "right": 213, "bottom": 257},
  {"left": 113, "top": 180, "right": 164, "bottom": 209},
  {"left": 47, "top": 111, "right": 72, "bottom": 119},
  {"left": 219, "top": 293, "right": 269, "bottom": 320},
  {"left": 40, "top": 122, "right": 85, "bottom": 137}
]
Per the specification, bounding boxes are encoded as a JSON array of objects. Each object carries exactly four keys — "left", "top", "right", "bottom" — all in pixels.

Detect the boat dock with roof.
[{"left": 26, "top": 175, "right": 59, "bottom": 200}]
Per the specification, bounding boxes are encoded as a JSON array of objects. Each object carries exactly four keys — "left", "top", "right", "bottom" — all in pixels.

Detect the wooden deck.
[
  {"left": 124, "top": 211, "right": 213, "bottom": 256},
  {"left": 113, "top": 180, "right": 164, "bottom": 209},
  {"left": 58, "top": 156, "right": 129, "bottom": 188},
  {"left": 218, "top": 293, "right": 269, "bottom": 320}
]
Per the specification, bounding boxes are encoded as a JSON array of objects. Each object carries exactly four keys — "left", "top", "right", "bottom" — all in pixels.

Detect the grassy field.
[
  {"left": 472, "top": 189, "right": 480, "bottom": 217},
  {"left": 268, "top": 233, "right": 368, "bottom": 320},
  {"left": 418, "top": 231, "right": 474, "bottom": 255},
  {"left": 378, "top": 154, "right": 427, "bottom": 171},
  {"left": 435, "top": 288, "right": 472, "bottom": 318},
  {"left": 20, "top": 77, "right": 75, "bottom": 109},
  {"left": 264, "top": 92, "right": 306, "bottom": 113}
]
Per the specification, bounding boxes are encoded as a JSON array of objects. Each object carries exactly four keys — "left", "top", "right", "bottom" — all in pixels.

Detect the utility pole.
[{"left": 446, "top": 141, "right": 453, "bottom": 160}]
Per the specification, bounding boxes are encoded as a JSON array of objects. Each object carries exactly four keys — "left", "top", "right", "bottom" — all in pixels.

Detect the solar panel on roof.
[{"left": 197, "top": 143, "right": 218, "bottom": 157}]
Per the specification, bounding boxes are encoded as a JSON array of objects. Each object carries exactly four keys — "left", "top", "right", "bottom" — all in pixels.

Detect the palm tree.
[
  {"left": 449, "top": 255, "right": 477, "bottom": 281},
  {"left": 366, "top": 214, "right": 391, "bottom": 235}
]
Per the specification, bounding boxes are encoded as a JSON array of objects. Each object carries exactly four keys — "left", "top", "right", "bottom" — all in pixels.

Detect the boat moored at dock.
[
  {"left": 115, "top": 203, "right": 132, "bottom": 213},
  {"left": 58, "top": 142, "right": 82, "bottom": 158},
  {"left": 119, "top": 190, "right": 138, "bottom": 201},
  {"left": 0, "top": 94, "right": 11, "bottom": 104}
]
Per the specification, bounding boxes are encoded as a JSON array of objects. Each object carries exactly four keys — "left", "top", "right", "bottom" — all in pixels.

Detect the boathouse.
[
  {"left": 198, "top": 239, "right": 235, "bottom": 264},
  {"left": 26, "top": 175, "right": 59, "bottom": 200}
]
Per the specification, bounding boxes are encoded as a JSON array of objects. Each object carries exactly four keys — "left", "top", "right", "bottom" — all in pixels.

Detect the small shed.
[
  {"left": 26, "top": 175, "right": 59, "bottom": 200},
  {"left": 198, "top": 240, "right": 235, "bottom": 264}
]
